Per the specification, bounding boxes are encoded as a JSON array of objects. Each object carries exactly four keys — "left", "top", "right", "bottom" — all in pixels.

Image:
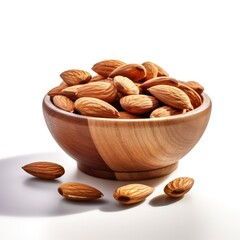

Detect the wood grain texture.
[{"left": 42, "top": 93, "right": 211, "bottom": 180}]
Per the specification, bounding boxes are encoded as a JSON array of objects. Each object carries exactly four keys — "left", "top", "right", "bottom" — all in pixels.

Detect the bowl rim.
[{"left": 43, "top": 93, "right": 211, "bottom": 122}]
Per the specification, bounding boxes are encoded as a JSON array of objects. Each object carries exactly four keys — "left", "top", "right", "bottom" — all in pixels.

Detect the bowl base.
[{"left": 77, "top": 162, "right": 178, "bottom": 181}]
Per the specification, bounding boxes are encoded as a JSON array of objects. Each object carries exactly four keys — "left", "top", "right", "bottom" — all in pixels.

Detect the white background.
[{"left": 0, "top": 0, "right": 239, "bottom": 239}]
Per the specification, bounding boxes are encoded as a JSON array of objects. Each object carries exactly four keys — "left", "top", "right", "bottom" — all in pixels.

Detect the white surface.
[{"left": 0, "top": 0, "right": 240, "bottom": 239}]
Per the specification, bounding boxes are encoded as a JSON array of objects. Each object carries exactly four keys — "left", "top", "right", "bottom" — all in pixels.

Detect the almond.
[
  {"left": 150, "top": 106, "right": 184, "bottom": 118},
  {"left": 92, "top": 59, "right": 126, "bottom": 77},
  {"left": 22, "top": 161, "right": 65, "bottom": 180},
  {"left": 75, "top": 81, "right": 118, "bottom": 103},
  {"left": 140, "top": 76, "right": 179, "bottom": 89},
  {"left": 142, "top": 61, "right": 158, "bottom": 80},
  {"left": 148, "top": 85, "right": 193, "bottom": 110},
  {"left": 113, "top": 76, "right": 139, "bottom": 95},
  {"left": 178, "top": 83, "right": 202, "bottom": 109},
  {"left": 61, "top": 85, "right": 82, "bottom": 100},
  {"left": 109, "top": 63, "right": 146, "bottom": 82},
  {"left": 89, "top": 75, "right": 106, "bottom": 82},
  {"left": 58, "top": 182, "right": 103, "bottom": 201},
  {"left": 53, "top": 95, "right": 75, "bottom": 112},
  {"left": 60, "top": 69, "right": 92, "bottom": 85},
  {"left": 164, "top": 177, "right": 194, "bottom": 198},
  {"left": 118, "top": 111, "right": 140, "bottom": 119},
  {"left": 151, "top": 62, "right": 169, "bottom": 77},
  {"left": 113, "top": 183, "right": 154, "bottom": 205},
  {"left": 184, "top": 80, "right": 204, "bottom": 95},
  {"left": 48, "top": 81, "right": 69, "bottom": 97},
  {"left": 75, "top": 97, "right": 120, "bottom": 118},
  {"left": 120, "top": 94, "right": 160, "bottom": 115}
]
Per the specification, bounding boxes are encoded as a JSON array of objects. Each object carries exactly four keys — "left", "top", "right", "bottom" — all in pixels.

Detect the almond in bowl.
[{"left": 42, "top": 59, "right": 211, "bottom": 181}]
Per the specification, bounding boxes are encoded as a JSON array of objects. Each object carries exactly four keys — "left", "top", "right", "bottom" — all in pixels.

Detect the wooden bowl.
[{"left": 42, "top": 93, "right": 212, "bottom": 180}]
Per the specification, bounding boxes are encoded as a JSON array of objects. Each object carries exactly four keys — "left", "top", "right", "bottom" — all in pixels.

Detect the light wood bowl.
[{"left": 42, "top": 93, "right": 211, "bottom": 180}]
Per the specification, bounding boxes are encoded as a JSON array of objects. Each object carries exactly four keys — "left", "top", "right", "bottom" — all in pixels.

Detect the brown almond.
[
  {"left": 140, "top": 76, "right": 179, "bottom": 89},
  {"left": 148, "top": 85, "right": 193, "bottom": 110},
  {"left": 113, "top": 184, "right": 154, "bottom": 205},
  {"left": 184, "top": 81, "right": 204, "bottom": 95},
  {"left": 92, "top": 59, "right": 126, "bottom": 77},
  {"left": 120, "top": 94, "right": 160, "bottom": 115},
  {"left": 142, "top": 61, "right": 158, "bottom": 80},
  {"left": 89, "top": 75, "right": 106, "bottom": 82},
  {"left": 113, "top": 76, "right": 139, "bottom": 95},
  {"left": 47, "top": 81, "right": 69, "bottom": 97},
  {"left": 150, "top": 106, "right": 184, "bottom": 118},
  {"left": 75, "top": 81, "right": 118, "bottom": 103},
  {"left": 74, "top": 97, "right": 120, "bottom": 118},
  {"left": 118, "top": 111, "right": 140, "bottom": 119},
  {"left": 164, "top": 177, "right": 194, "bottom": 198},
  {"left": 60, "top": 69, "right": 92, "bottom": 85},
  {"left": 178, "top": 83, "right": 202, "bottom": 109},
  {"left": 61, "top": 85, "right": 82, "bottom": 100},
  {"left": 109, "top": 63, "right": 146, "bottom": 82},
  {"left": 58, "top": 182, "right": 103, "bottom": 201},
  {"left": 53, "top": 95, "right": 75, "bottom": 112},
  {"left": 151, "top": 62, "right": 169, "bottom": 76},
  {"left": 22, "top": 161, "right": 65, "bottom": 180}
]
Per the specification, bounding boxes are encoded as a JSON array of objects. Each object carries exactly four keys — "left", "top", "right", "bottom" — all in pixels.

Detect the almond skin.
[
  {"left": 48, "top": 81, "right": 69, "bottom": 97},
  {"left": 53, "top": 95, "right": 75, "bottom": 112},
  {"left": 184, "top": 81, "right": 204, "bottom": 95},
  {"left": 148, "top": 85, "right": 193, "bottom": 110},
  {"left": 60, "top": 69, "right": 92, "bottom": 85},
  {"left": 74, "top": 97, "right": 120, "bottom": 118},
  {"left": 22, "top": 162, "right": 65, "bottom": 180},
  {"left": 58, "top": 182, "right": 104, "bottom": 201},
  {"left": 151, "top": 62, "right": 169, "bottom": 77},
  {"left": 178, "top": 83, "right": 202, "bottom": 109},
  {"left": 75, "top": 81, "right": 118, "bottom": 103},
  {"left": 140, "top": 76, "right": 179, "bottom": 89},
  {"left": 120, "top": 94, "right": 160, "bottom": 115},
  {"left": 92, "top": 59, "right": 126, "bottom": 77},
  {"left": 113, "top": 76, "right": 139, "bottom": 95},
  {"left": 142, "top": 61, "right": 158, "bottom": 80},
  {"left": 118, "top": 111, "right": 140, "bottom": 119},
  {"left": 113, "top": 184, "right": 154, "bottom": 204},
  {"left": 164, "top": 177, "right": 194, "bottom": 198},
  {"left": 150, "top": 106, "right": 184, "bottom": 118},
  {"left": 109, "top": 63, "right": 146, "bottom": 82}
]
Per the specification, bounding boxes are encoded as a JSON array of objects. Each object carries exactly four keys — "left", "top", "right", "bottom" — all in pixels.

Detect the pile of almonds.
[
  {"left": 48, "top": 60, "right": 204, "bottom": 118},
  {"left": 22, "top": 161, "right": 194, "bottom": 204}
]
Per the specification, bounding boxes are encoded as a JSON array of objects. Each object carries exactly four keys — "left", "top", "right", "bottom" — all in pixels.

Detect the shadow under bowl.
[{"left": 42, "top": 93, "right": 212, "bottom": 181}]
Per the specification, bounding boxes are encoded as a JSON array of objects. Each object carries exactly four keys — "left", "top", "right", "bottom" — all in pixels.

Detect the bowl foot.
[{"left": 77, "top": 162, "right": 178, "bottom": 181}]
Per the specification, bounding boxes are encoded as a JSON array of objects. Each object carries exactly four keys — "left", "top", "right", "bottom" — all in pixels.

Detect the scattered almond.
[
  {"left": 164, "top": 177, "right": 194, "bottom": 198},
  {"left": 22, "top": 161, "right": 65, "bottom": 180},
  {"left": 58, "top": 182, "right": 103, "bottom": 201},
  {"left": 113, "top": 183, "right": 154, "bottom": 204}
]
